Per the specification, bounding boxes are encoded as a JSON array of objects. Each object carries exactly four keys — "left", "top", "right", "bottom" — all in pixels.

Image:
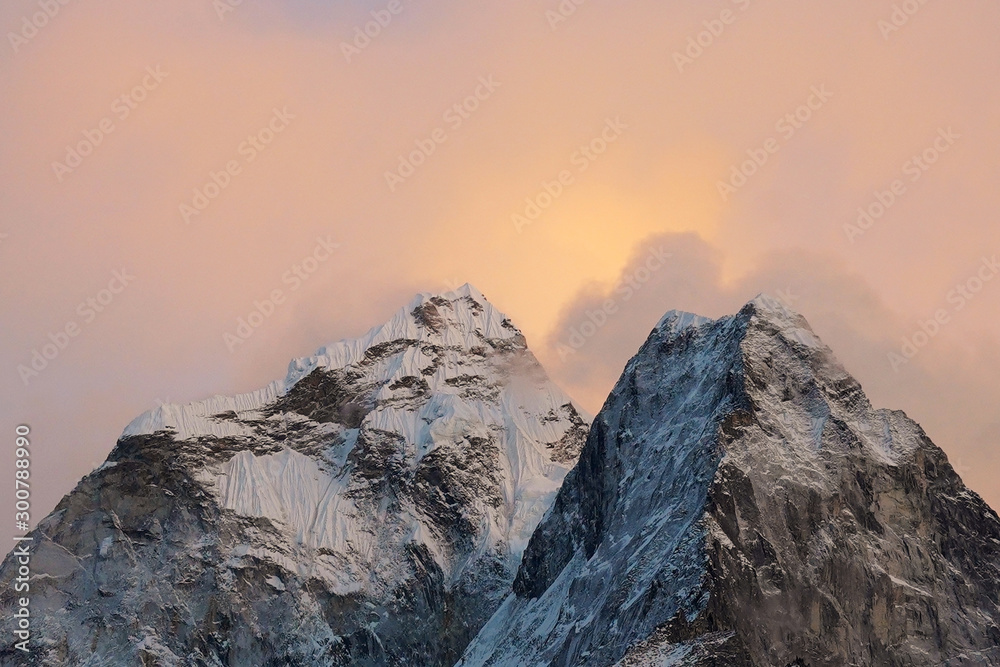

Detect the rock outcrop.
[
  {"left": 0, "top": 284, "right": 588, "bottom": 666},
  {"left": 459, "top": 297, "right": 1000, "bottom": 667}
]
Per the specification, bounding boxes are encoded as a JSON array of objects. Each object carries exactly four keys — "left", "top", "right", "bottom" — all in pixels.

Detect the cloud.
[
  {"left": 2, "top": 0, "right": 999, "bottom": 521},
  {"left": 541, "top": 232, "right": 1000, "bottom": 509}
]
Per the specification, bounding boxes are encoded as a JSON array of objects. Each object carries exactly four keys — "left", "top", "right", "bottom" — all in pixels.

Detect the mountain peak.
[
  {"left": 429, "top": 281, "right": 487, "bottom": 303},
  {"left": 746, "top": 292, "right": 798, "bottom": 317},
  {"left": 294, "top": 284, "right": 521, "bottom": 383},
  {"left": 654, "top": 294, "right": 823, "bottom": 353},
  {"left": 402, "top": 282, "right": 518, "bottom": 338},
  {"left": 741, "top": 292, "right": 819, "bottom": 339},
  {"left": 654, "top": 309, "right": 714, "bottom": 336},
  {"left": 125, "top": 285, "right": 526, "bottom": 440},
  {"left": 43, "top": 284, "right": 590, "bottom": 667},
  {"left": 10, "top": 290, "right": 1000, "bottom": 667},
  {"left": 462, "top": 299, "right": 1000, "bottom": 667},
  {"left": 402, "top": 282, "right": 490, "bottom": 320}
]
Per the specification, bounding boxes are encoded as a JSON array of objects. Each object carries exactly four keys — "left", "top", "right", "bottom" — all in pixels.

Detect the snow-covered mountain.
[
  {"left": 459, "top": 296, "right": 1000, "bottom": 666},
  {"left": 4, "top": 291, "right": 999, "bottom": 666},
  {"left": 0, "top": 284, "right": 588, "bottom": 666}
]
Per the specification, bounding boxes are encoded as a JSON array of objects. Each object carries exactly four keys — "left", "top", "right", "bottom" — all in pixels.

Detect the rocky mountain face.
[
  {"left": 458, "top": 297, "right": 1000, "bottom": 667},
  {"left": 4, "top": 291, "right": 999, "bottom": 667},
  {"left": 0, "top": 284, "right": 589, "bottom": 666}
]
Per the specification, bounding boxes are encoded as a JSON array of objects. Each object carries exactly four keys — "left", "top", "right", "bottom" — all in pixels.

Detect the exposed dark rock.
[
  {"left": 268, "top": 367, "right": 380, "bottom": 428},
  {"left": 0, "top": 286, "right": 588, "bottom": 666},
  {"left": 462, "top": 299, "right": 1000, "bottom": 667}
]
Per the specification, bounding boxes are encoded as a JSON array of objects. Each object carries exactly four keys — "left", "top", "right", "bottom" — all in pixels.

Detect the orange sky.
[{"left": 2, "top": 0, "right": 999, "bottom": 520}]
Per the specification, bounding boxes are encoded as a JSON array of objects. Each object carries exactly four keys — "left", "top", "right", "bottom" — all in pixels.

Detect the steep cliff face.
[
  {"left": 5, "top": 292, "right": 999, "bottom": 666},
  {"left": 460, "top": 297, "right": 1000, "bottom": 667},
  {"left": 0, "top": 284, "right": 589, "bottom": 667}
]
